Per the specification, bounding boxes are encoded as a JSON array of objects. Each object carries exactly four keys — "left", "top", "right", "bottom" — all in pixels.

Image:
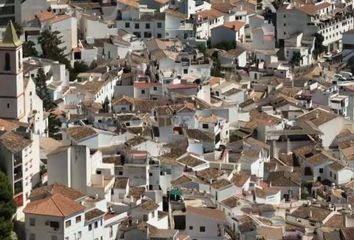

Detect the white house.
[
  {"left": 47, "top": 145, "right": 115, "bottom": 200},
  {"left": 211, "top": 20, "right": 245, "bottom": 46},
  {"left": 185, "top": 206, "right": 226, "bottom": 240}
]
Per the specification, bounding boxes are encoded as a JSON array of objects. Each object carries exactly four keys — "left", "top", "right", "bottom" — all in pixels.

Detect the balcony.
[
  {"left": 14, "top": 156, "right": 22, "bottom": 167},
  {"left": 14, "top": 171, "right": 22, "bottom": 182}
]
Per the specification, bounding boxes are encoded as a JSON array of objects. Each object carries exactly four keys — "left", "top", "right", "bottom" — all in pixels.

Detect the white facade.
[
  {"left": 47, "top": 145, "right": 115, "bottom": 199},
  {"left": 45, "top": 16, "right": 78, "bottom": 56}
]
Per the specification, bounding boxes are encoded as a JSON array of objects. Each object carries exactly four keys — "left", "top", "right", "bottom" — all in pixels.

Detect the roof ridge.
[{"left": 51, "top": 194, "right": 65, "bottom": 217}]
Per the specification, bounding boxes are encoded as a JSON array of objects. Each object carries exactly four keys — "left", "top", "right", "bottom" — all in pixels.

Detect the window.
[
  {"left": 29, "top": 233, "right": 35, "bottom": 240},
  {"left": 125, "top": 22, "right": 130, "bottom": 28},
  {"left": 65, "top": 220, "right": 71, "bottom": 228},
  {"left": 144, "top": 32, "right": 152, "bottom": 38},
  {"left": 133, "top": 32, "right": 141, "bottom": 38},
  {"left": 202, "top": 124, "right": 208, "bottom": 129},
  {"left": 189, "top": 226, "right": 193, "bottom": 230},
  {"left": 153, "top": 87, "right": 157, "bottom": 91},
  {"left": 94, "top": 221, "right": 98, "bottom": 228},
  {"left": 5, "top": 53, "right": 10, "bottom": 71},
  {"left": 200, "top": 226, "right": 206, "bottom": 232},
  {"left": 157, "top": 33, "right": 162, "bottom": 38},
  {"left": 76, "top": 216, "right": 81, "bottom": 223},
  {"left": 141, "top": 90, "right": 145, "bottom": 94},
  {"left": 50, "top": 221, "right": 59, "bottom": 230},
  {"left": 135, "top": 23, "right": 139, "bottom": 29},
  {"left": 18, "top": 51, "right": 21, "bottom": 69},
  {"left": 78, "top": 231, "right": 82, "bottom": 239},
  {"left": 334, "top": 174, "right": 337, "bottom": 180},
  {"left": 330, "top": 171, "right": 332, "bottom": 177},
  {"left": 89, "top": 224, "right": 92, "bottom": 231},
  {"left": 183, "top": 69, "right": 188, "bottom": 74},
  {"left": 157, "top": 22, "right": 162, "bottom": 28},
  {"left": 29, "top": 218, "right": 35, "bottom": 226},
  {"left": 146, "top": 23, "right": 150, "bottom": 29},
  {"left": 149, "top": 172, "right": 153, "bottom": 176},
  {"left": 319, "top": 168, "right": 323, "bottom": 173}
]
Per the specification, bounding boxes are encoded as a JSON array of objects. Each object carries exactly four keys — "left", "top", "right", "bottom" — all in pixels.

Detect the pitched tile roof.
[
  {"left": 177, "top": 153, "right": 206, "bottom": 167},
  {"left": 221, "top": 20, "right": 246, "bottom": 31},
  {"left": 114, "top": 177, "right": 129, "bottom": 189},
  {"left": 65, "top": 126, "right": 97, "bottom": 141},
  {"left": 297, "top": 108, "right": 337, "bottom": 126},
  {"left": 220, "top": 196, "right": 239, "bottom": 208},
  {"left": 85, "top": 208, "right": 105, "bottom": 222},
  {"left": 289, "top": 205, "right": 332, "bottom": 222},
  {"left": 211, "top": 179, "right": 232, "bottom": 189},
  {"left": 24, "top": 193, "right": 85, "bottom": 217},
  {"left": 197, "top": 8, "right": 224, "bottom": 19},
  {"left": 186, "top": 206, "right": 225, "bottom": 221},
  {"left": 0, "top": 131, "right": 32, "bottom": 153},
  {"left": 29, "top": 184, "right": 86, "bottom": 201},
  {"left": 231, "top": 171, "right": 251, "bottom": 187}
]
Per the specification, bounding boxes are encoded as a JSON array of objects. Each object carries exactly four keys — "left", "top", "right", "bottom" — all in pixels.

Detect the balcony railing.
[
  {"left": 14, "top": 157, "right": 22, "bottom": 167},
  {"left": 14, "top": 172, "right": 22, "bottom": 182}
]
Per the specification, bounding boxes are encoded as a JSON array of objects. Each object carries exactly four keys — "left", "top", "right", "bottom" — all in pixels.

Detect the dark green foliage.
[
  {"left": 290, "top": 52, "right": 302, "bottom": 67},
  {"left": 48, "top": 114, "right": 62, "bottom": 140},
  {"left": 38, "top": 30, "right": 70, "bottom": 68},
  {"left": 196, "top": 44, "right": 207, "bottom": 54},
  {"left": 0, "top": 171, "right": 16, "bottom": 240},
  {"left": 23, "top": 41, "right": 38, "bottom": 57},
  {"left": 70, "top": 61, "right": 89, "bottom": 82},
  {"left": 34, "top": 68, "right": 55, "bottom": 111},
  {"left": 347, "top": 56, "right": 354, "bottom": 74},
  {"left": 211, "top": 59, "right": 223, "bottom": 77},
  {"left": 313, "top": 33, "right": 326, "bottom": 59},
  {"left": 13, "top": 22, "right": 23, "bottom": 37},
  {"left": 213, "top": 41, "right": 236, "bottom": 51}
]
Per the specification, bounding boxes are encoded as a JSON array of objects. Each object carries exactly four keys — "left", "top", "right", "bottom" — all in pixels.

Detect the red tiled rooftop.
[
  {"left": 134, "top": 82, "right": 161, "bottom": 89},
  {"left": 167, "top": 83, "right": 198, "bottom": 90}
]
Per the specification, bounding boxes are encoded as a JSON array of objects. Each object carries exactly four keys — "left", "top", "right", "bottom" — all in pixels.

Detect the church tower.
[{"left": 0, "top": 21, "right": 25, "bottom": 120}]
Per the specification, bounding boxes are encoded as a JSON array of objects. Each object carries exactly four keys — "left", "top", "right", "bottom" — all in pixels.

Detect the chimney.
[{"left": 309, "top": 210, "right": 313, "bottom": 218}]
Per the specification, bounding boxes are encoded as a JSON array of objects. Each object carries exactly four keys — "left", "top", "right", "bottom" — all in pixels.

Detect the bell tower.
[{"left": 0, "top": 21, "right": 25, "bottom": 120}]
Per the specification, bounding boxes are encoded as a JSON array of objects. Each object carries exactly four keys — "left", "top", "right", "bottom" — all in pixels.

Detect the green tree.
[
  {"left": 70, "top": 61, "right": 89, "bottom": 81},
  {"left": 34, "top": 68, "right": 55, "bottom": 111},
  {"left": 23, "top": 41, "right": 38, "bottom": 57},
  {"left": 347, "top": 56, "right": 354, "bottom": 74},
  {"left": 48, "top": 113, "right": 62, "bottom": 140},
  {"left": 13, "top": 22, "right": 23, "bottom": 37},
  {"left": 290, "top": 52, "right": 302, "bottom": 67},
  {"left": 313, "top": 33, "right": 326, "bottom": 60},
  {"left": 196, "top": 44, "right": 207, "bottom": 55},
  {"left": 38, "top": 30, "right": 70, "bottom": 68},
  {"left": 211, "top": 58, "right": 224, "bottom": 77},
  {"left": 213, "top": 41, "right": 236, "bottom": 51},
  {"left": 0, "top": 171, "right": 16, "bottom": 240}
]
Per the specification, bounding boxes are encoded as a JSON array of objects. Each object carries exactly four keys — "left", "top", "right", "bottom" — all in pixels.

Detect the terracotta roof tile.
[
  {"left": 0, "top": 131, "right": 32, "bottom": 153},
  {"left": 30, "top": 184, "right": 86, "bottom": 201},
  {"left": 187, "top": 206, "right": 225, "bottom": 221},
  {"left": 222, "top": 20, "right": 245, "bottom": 30},
  {"left": 65, "top": 126, "right": 97, "bottom": 141},
  {"left": 24, "top": 193, "right": 85, "bottom": 217}
]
